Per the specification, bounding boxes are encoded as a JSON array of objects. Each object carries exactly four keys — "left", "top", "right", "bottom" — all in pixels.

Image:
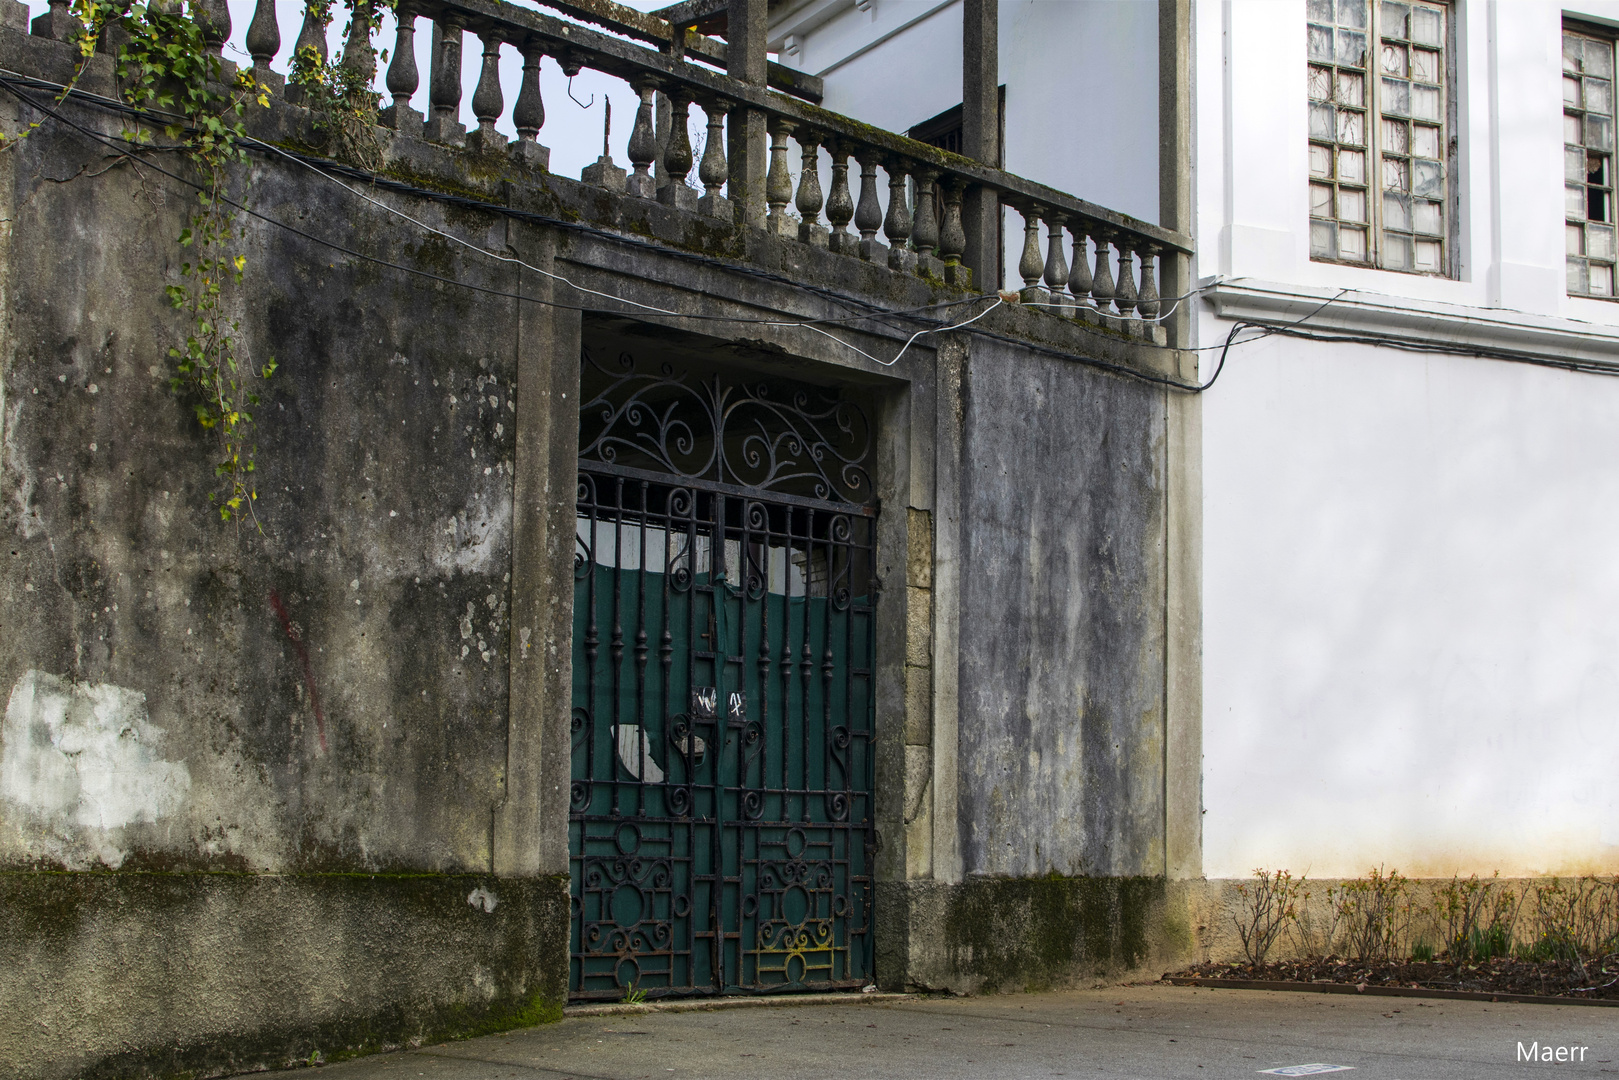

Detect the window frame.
[
  {"left": 1564, "top": 19, "right": 1619, "bottom": 301},
  {"left": 1307, "top": 0, "right": 1459, "bottom": 278}
]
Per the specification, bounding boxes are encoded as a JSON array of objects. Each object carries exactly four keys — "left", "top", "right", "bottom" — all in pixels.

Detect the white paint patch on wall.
[{"left": 0, "top": 670, "right": 190, "bottom": 833}]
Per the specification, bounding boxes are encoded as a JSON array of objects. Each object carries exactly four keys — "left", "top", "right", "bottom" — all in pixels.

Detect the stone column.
[
  {"left": 727, "top": 0, "right": 769, "bottom": 229},
  {"left": 961, "top": 0, "right": 1000, "bottom": 291}
]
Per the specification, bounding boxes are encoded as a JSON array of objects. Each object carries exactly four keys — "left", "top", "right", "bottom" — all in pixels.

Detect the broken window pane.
[
  {"left": 1569, "top": 184, "right": 1589, "bottom": 220},
  {"left": 1567, "top": 75, "right": 1584, "bottom": 107},
  {"left": 1410, "top": 5, "right": 1441, "bottom": 46},
  {"left": 1569, "top": 223, "right": 1587, "bottom": 255},
  {"left": 1415, "top": 199, "right": 1442, "bottom": 234},
  {"left": 1381, "top": 2, "right": 1409, "bottom": 38},
  {"left": 1338, "top": 30, "right": 1368, "bottom": 66},
  {"left": 1585, "top": 114, "right": 1612, "bottom": 151}
]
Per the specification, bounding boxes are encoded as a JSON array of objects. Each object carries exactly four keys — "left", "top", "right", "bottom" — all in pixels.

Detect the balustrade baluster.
[
  {"left": 511, "top": 40, "right": 548, "bottom": 169},
  {"left": 697, "top": 100, "right": 732, "bottom": 220},
  {"left": 197, "top": 0, "right": 230, "bottom": 57},
  {"left": 1091, "top": 231, "right": 1116, "bottom": 316},
  {"left": 825, "top": 141, "right": 856, "bottom": 256},
  {"left": 1043, "top": 212, "right": 1071, "bottom": 315},
  {"left": 1067, "top": 224, "right": 1094, "bottom": 314},
  {"left": 626, "top": 81, "right": 659, "bottom": 199},
  {"left": 939, "top": 180, "right": 967, "bottom": 286},
  {"left": 341, "top": 0, "right": 374, "bottom": 81},
  {"left": 1137, "top": 247, "right": 1161, "bottom": 320},
  {"left": 853, "top": 150, "right": 885, "bottom": 262},
  {"left": 579, "top": 59, "right": 627, "bottom": 193},
  {"left": 883, "top": 159, "right": 913, "bottom": 271},
  {"left": 659, "top": 90, "right": 698, "bottom": 212},
  {"left": 912, "top": 169, "right": 940, "bottom": 273},
  {"left": 1016, "top": 205, "right": 1046, "bottom": 302},
  {"left": 765, "top": 119, "right": 795, "bottom": 236},
  {"left": 294, "top": 0, "right": 327, "bottom": 63},
  {"left": 469, "top": 31, "right": 507, "bottom": 153},
  {"left": 30, "top": 0, "right": 73, "bottom": 41},
  {"left": 382, "top": 8, "right": 421, "bottom": 133},
  {"left": 795, "top": 130, "right": 827, "bottom": 247},
  {"left": 245, "top": 0, "right": 282, "bottom": 91},
  {"left": 1114, "top": 245, "right": 1139, "bottom": 322},
  {"left": 424, "top": 16, "right": 466, "bottom": 145}
]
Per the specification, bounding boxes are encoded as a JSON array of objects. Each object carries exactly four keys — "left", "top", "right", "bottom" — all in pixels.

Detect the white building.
[{"left": 771, "top": 0, "right": 1619, "bottom": 881}]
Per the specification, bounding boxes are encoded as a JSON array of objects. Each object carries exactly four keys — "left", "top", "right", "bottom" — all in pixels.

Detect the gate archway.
[{"left": 569, "top": 345, "right": 878, "bottom": 999}]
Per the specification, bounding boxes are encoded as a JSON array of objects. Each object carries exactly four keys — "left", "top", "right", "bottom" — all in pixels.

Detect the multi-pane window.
[
  {"left": 1565, "top": 27, "right": 1617, "bottom": 299},
  {"left": 1308, "top": 0, "right": 1450, "bottom": 274}
]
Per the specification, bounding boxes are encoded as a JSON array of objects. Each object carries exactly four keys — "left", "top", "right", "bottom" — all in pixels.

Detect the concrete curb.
[
  {"left": 564, "top": 992, "right": 918, "bottom": 1018},
  {"left": 1164, "top": 976, "right": 1619, "bottom": 1008}
]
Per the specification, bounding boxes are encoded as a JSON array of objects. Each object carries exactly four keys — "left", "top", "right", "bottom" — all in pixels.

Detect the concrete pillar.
[
  {"left": 961, "top": 0, "right": 999, "bottom": 291},
  {"left": 494, "top": 223, "right": 583, "bottom": 880},
  {"left": 727, "top": 0, "right": 769, "bottom": 228},
  {"left": 1158, "top": 0, "right": 1203, "bottom": 882}
]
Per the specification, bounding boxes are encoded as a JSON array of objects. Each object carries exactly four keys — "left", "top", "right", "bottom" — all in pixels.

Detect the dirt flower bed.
[{"left": 1170, "top": 955, "right": 1619, "bottom": 1000}]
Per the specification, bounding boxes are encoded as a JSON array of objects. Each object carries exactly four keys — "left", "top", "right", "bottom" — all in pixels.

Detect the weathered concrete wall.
[{"left": 956, "top": 339, "right": 1168, "bottom": 879}]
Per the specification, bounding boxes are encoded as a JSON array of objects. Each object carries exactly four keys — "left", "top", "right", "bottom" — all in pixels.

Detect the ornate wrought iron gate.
[{"left": 569, "top": 347, "right": 877, "bottom": 999}]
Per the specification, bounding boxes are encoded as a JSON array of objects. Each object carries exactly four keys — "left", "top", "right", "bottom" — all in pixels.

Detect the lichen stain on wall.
[{"left": 0, "top": 669, "right": 190, "bottom": 862}]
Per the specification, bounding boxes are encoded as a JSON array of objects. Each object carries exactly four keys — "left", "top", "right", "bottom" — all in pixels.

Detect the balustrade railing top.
[{"left": 222, "top": 0, "right": 1191, "bottom": 343}]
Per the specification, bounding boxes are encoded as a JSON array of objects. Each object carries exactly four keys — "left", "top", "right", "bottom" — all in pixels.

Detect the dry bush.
[
  {"left": 1333, "top": 867, "right": 1416, "bottom": 965},
  {"left": 1233, "top": 869, "right": 1302, "bottom": 966}
]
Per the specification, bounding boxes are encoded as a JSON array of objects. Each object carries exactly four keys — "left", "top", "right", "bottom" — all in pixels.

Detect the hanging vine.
[{"left": 22, "top": 1, "right": 278, "bottom": 529}]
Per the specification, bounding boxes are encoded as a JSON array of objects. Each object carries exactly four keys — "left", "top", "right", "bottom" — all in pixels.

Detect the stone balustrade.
[{"left": 231, "top": 0, "right": 1190, "bottom": 342}]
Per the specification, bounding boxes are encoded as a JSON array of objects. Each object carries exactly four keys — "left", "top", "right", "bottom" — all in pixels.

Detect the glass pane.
[
  {"left": 1592, "top": 263, "right": 1614, "bottom": 295},
  {"left": 1338, "top": 0, "right": 1368, "bottom": 29},
  {"left": 1568, "top": 257, "right": 1588, "bottom": 294},
  {"left": 1307, "top": 0, "right": 1334, "bottom": 20},
  {"left": 1415, "top": 239, "right": 1442, "bottom": 271},
  {"left": 1569, "top": 223, "right": 1587, "bottom": 255},
  {"left": 1310, "top": 103, "right": 1337, "bottom": 140},
  {"left": 1381, "top": 43, "right": 1408, "bottom": 77},
  {"left": 1339, "top": 226, "right": 1368, "bottom": 260},
  {"left": 1413, "top": 159, "right": 1443, "bottom": 197},
  {"left": 1383, "top": 156, "right": 1409, "bottom": 191},
  {"left": 1381, "top": 2, "right": 1409, "bottom": 39},
  {"left": 1410, "top": 5, "right": 1442, "bottom": 46},
  {"left": 1383, "top": 233, "right": 1412, "bottom": 268},
  {"left": 1310, "top": 143, "right": 1334, "bottom": 177},
  {"left": 1338, "top": 29, "right": 1368, "bottom": 67},
  {"left": 1337, "top": 71, "right": 1365, "bottom": 105},
  {"left": 1311, "top": 220, "right": 1336, "bottom": 257},
  {"left": 1384, "top": 192, "right": 1412, "bottom": 231},
  {"left": 1413, "top": 125, "right": 1440, "bottom": 158},
  {"left": 1586, "top": 114, "right": 1613, "bottom": 152},
  {"left": 1383, "top": 78, "right": 1411, "bottom": 115},
  {"left": 1339, "top": 109, "right": 1365, "bottom": 145},
  {"left": 1568, "top": 146, "right": 1588, "bottom": 182},
  {"left": 1311, "top": 183, "right": 1335, "bottom": 218},
  {"left": 1567, "top": 113, "right": 1585, "bottom": 145},
  {"left": 1382, "top": 118, "right": 1409, "bottom": 153},
  {"left": 1566, "top": 33, "right": 1583, "bottom": 75},
  {"left": 1412, "top": 49, "right": 1439, "bottom": 83},
  {"left": 1340, "top": 187, "right": 1367, "bottom": 222},
  {"left": 1415, "top": 199, "right": 1442, "bottom": 234},
  {"left": 1590, "top": 223, "right": 1615, "bottom": 259},
  {"left": 1412, "top": 84, "right": 1441, "bottom": 121},
  {"left": 1569, "top": 184, "right": 1589, "bottom": 220},
  {"left": 1339, "top": 148, "right": 1366, "bottom": 183},
  {"left": 1309, "top": 24, "right": 1335, "bottom": 63},
  {"left": 1309, "top": 66, "right": 1333, "bottom": 100},
  {"left": 1566, "top": 75, "right": 1584, "bottom": 108},
  {"left": 1587, "top": 78, "right": 1612, "bottom": 114},
  {"left": 1585, "top": 38, "right": 1614, "bottom": 78}
]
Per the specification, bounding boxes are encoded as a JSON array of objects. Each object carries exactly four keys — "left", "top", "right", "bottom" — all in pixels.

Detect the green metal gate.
[{"left": 569, "top": 347, "right": 877, "bottom": 999}]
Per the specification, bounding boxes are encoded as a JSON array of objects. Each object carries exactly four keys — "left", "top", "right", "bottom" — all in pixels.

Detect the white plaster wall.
[
  {"left": 781, "top": 0, "right": 1162, "bottom": 225},
  {"left": 1197, "top": 0, "right": 1619, "bottom": 878}
]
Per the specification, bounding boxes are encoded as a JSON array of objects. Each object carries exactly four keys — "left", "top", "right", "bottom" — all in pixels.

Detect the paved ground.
[{"left": 316, "top": 984, "right": 1618, "bottom": 1080}]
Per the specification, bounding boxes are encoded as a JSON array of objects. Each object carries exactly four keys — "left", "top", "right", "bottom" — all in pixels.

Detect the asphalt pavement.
[{"left": 313, "top": 983, "right": 1618, "bottom": 1080}]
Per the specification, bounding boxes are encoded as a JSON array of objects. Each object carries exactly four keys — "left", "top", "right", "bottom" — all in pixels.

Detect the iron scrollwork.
[{"left": 578, "top": 349, "right": 875, "bottom": 506}]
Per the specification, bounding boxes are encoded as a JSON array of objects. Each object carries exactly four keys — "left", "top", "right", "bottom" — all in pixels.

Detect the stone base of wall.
[
  {"left": 876, "top": 876, "right": 1199, "bottom": 994},
  {"left": 0, "top": 872, "right": 569, "bottom": 1080}
]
